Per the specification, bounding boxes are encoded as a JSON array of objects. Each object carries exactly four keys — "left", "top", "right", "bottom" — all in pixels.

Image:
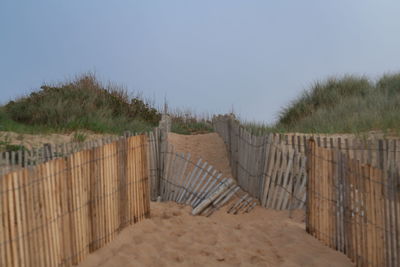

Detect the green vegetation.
[
  {"left": 0, "top": 73, "right": 212, "bottom": 137},
  {"left": 2, "top": 74, "right": 161, "bottom": 134},
  {"left": 0, "top": 133, "right": 26, "bottom": 152},
  {"left": 5, "top": 71, "right": 399, "bottom": 138},
  {"left": 73, "top": 131, "right": 88, "bottom": 143},
  {"left": 171, "top": 119, "right": 213, "bottom": 135},
  {"left": 169, "top": 108, "right": 213, "bottom": 135},
  {"left": 245, "top": 73, "right": 400, "bottom": 136}
]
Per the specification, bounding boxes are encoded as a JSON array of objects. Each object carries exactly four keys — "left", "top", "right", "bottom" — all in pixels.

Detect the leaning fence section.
[
  {"left": 158, "top": 143, "right": 258, "bottom": 216},
  {"left": 307, "top": 140, "right": 400, "bottom": 267},
  {"left": 0, "top": 134, "right": 150, "bottom": 267}
]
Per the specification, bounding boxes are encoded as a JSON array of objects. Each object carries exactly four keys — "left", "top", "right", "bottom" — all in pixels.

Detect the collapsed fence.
[
  {"left": 307, "top": 140, "right": 400, "bottom": 267},
  {"left": 0, "top": 134, "right": 150, "bottom": 267},
  {"left": 157, "top": 143, "right": 257, "bottom": 216}
]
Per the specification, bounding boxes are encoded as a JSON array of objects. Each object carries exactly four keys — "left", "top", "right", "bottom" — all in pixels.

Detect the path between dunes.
[
  {"left": 79, "top": 133, "right": 353, "bottom": 267},
  {"left": 79, "top": 203, "right": 352, "bottom": 267},
  {"left": 167, "top": 132, "right": 233, "bottom": 180}
]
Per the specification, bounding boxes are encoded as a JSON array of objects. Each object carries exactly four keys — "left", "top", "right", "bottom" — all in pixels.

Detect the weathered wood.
[
  {"left": 192, "top": 178, "right": 235, "bottom": 215},
  {"left": 179, "top": 158, "right": 205, "bottom": 203},
  {"left": 185, "top": 164, "right": 212, "bottom": 205},
  {"left": 0, "top": 134, "right": 150, "bottom": 267},
  {"left": 176, "top": 159, "right": 203, "bottom": 203},
  {"left": 228, "top": 193, "right": 248, "bottom": 214},
  {"left": 192, "top": 172, "right": 221, "bottom": 208},
  {"left": 305, "top": 138, "right": 400, "bottom": 267}
]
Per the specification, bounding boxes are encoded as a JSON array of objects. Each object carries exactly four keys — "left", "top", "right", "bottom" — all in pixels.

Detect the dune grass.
[
  {"left": 1, "top": 73, "right": 213, "bottom": 136},
  {"left": 243, "top": 73, "right": 400, "bottom": 136},
  {"left": 169, "top": 108, "right": 213, "bottom": 135},
  {"left": 2, "top": 74, "right": 160, "bottom": 135},
  {"left": 5, "top": 72, "right": 399, "bottom": 137}
]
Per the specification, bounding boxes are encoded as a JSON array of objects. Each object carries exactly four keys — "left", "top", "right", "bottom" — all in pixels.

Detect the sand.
[
  {"left": 168, "top": 132, "right": 233, "bottom": 179},
  {"left": 78, "top": 202, "right": 353, "bottom": 267},
  {"left": 0, "top": 131, "right": 115, "bottom": 150}
]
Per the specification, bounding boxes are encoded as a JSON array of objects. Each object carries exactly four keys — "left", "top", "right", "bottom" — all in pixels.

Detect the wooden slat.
[
  {"left": 188, "top": 165, "right": 214, "bottom": 206},
  {"left": 177, "top": 159, "right": 202, "bottom": 203},
  {"left": 276, "top": 149, "right": 294, "bottom": 210},
  {"left": 3, "top": 173, "right": 12, "bottom": 267},
  {"left": 184, "top": 161, "right": 208, "bottom": 205},
  {"left": 193, "top": 173, "right": 222, "bottom": 208}
]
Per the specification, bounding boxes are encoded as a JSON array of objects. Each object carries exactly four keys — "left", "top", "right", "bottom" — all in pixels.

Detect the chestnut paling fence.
[
  {"left": 307, "top": 140, "right": 400, "bottom": 267},
  {"left": 0, "top": 134, "right": 150, "bottom": 267},
  {"left": 213, "top": 115, "right": 309, "bottom": 210},
  {"left": 1, "top": 113, "right": 400, "bottom": 267},
  {"left": 213, "top": 115, "right": 400, "bottom": 267},
  {"left": 157, "top": 143, "right": 258, "bottom": 216}
]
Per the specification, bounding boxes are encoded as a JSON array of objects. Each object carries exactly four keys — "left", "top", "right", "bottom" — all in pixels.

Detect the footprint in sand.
[
  {"left": 172, "top": 211, "right": 181, "bottom": 216},
  {"left": 132, "top": 235, "right": 143, "bottom": 245}
]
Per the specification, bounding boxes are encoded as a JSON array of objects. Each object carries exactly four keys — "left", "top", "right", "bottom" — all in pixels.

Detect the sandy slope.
[
  {"left": 168, "top": 132, "right": 233, "bottom": 180},
  {"left": 79, "top": 202, "right": 353, "bottom": 267},
  {"left": 0, "top": 131, "right": 115, "bottom": 150}
]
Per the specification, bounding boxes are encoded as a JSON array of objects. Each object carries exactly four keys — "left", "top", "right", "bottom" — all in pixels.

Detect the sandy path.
[
  {"left": 78, "top": 133, "right": 353, "bottom": 267},
  {"left": 168, "top": 132, "right": 233, "bottom": 179},
  {"left": 79, "top": 202, "right": 352, "bottom": 267}
]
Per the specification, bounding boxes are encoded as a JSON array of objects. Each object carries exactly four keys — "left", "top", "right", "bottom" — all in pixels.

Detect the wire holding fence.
[
  {"left": 0, "top": 134, "right": 150, "bottom": 267},
  {"left": 307, "top": 140, "right": 400, "bottom": 267},
  {"left": 213, "top": 114, "right": 400, "bottom": 267},
  {"left": 213, "top": 115, "right": 307, "bottom": 210}
]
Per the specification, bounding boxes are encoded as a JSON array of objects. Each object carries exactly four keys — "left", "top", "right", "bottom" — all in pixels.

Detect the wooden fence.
[
  {"left": 214, "top": 115, "right": 400, "bottom": 168},
  {"left": 0, "top": 134, "right": 150, "bottom": 267},
  {"left": 307, "top": 140, "right": 400, "bottom": 267},
  {"left": 213, "top": 115, "right": 307, "bottom": 210},
  {"left": 158, "top": 143, "right": 258, "bottom": 216},
  {"left": 0, "top": 133, "right": 136, "bottom": 175},
  {"left": 148, "top": 127, "right": 162, "bottom": 201}
]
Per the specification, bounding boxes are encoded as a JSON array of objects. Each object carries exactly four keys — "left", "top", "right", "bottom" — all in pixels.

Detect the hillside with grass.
[
  {"left": 0, "top": 74, "right": 213, "bottom": 143},
  {"left": 3, "top": 72, "right": 400, "bottom": 140},
  {"left": 1, "top": 74, "right": 161, "bottom": 135},
  {"left": 245, "top": 73, "right": 400, "bottom": 136}
]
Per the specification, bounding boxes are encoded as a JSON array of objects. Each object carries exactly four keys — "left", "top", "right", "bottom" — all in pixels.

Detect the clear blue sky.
[{"left": 1, "top": 1, "right": 400, "bottom": 123}]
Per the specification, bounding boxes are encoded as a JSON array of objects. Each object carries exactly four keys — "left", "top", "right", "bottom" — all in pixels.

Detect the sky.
[{"left": 1, "top": 1, "right": 400, "bottom": 123}]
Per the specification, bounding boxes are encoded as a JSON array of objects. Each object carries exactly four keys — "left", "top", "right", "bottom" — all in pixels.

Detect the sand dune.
[
  {"left": 0, "top": 131, "right": 115, "bottom": 150},
  {"left": 168, "top": 132, "right": 233, "bottom": 180}
]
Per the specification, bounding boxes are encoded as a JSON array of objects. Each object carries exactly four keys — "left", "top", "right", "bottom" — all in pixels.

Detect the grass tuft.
[{"left": 169, "top": 108, "right": 213, "bottom": 135}]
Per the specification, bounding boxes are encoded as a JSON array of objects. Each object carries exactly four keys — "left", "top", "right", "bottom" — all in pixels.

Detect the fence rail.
[
  {"left": 0, "top": 134, "right": 150, "bottom": 267},
  {"left": 307, "top": 140, "right": 400, "bottom": 267}
]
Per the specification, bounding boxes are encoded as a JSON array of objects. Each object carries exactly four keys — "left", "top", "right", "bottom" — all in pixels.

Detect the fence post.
[
  {"left": 158, "top": 114, "right": 171, "bottom": 200},
  {"left": 306, "top": 139, "right": 316, "bottom": 234}
]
